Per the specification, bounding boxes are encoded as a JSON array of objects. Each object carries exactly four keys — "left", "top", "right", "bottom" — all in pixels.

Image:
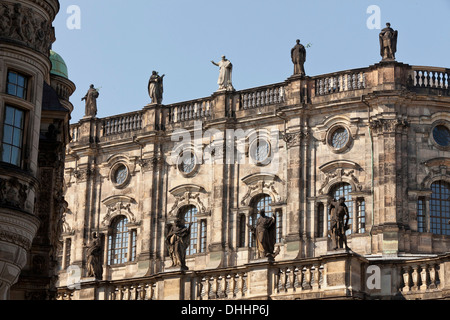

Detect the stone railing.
[
  {"left": 167, "top": 98, "right": 212, "bottom": 124},
  {"left": 194, "top": 270, "right": 248, "bottom": 300},
  {"left": 70, "top": 124, "right": 80, "bottom": 142},
  {"left": 314, "top": 69, "right": 367, "bottom": 96},
  {"left": 103, "top": 111, "right": 143, "bottom": 137},
  {"left": 399, "top": 261, "right": 442, "bottom": 294},
  {"left": 273, "top": 263, "right": 323, "bottom": 294},
  {"left": 412, "top": 66, "right": 450, "bottom": 90},
  {"left": 240, "top": 83, "right": 286, "bottom": 110},
  {"left": 110, "top": 281, "right": 157, "bottom": 300}
]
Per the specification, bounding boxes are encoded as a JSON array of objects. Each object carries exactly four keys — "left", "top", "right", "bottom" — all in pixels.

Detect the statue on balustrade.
[
  {"left": 328, "top": 197, "right": 350, "bottom": 251},
  {"left": 211, "top": 56, "right": 234, "bottom": 91},
  {"left": 166, "top": 218, "right": 192, "bottom": 270},
  {"left": 249, "top": 209, "right": 280, "bottom": 261},
  {"left": 379, "top": 22, "right": 398, "bottom": 61},
  {"left": 82, "top": 84, "right": 100, "bottom": 117},
  {"left": 148, "top": 71, "right": 165, "bottom": 105},
  {"left": 291, "top": 39, "right": 306, "bottom": 76},
  {"left": 85, "top": 232, "right": 103, "bottom": 280}
]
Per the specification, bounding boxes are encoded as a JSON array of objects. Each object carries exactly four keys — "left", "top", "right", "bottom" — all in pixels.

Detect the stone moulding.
[
  {"left": 318, "top": 160, "right": 363, "bottom": 195},
  {"left": 0, "top": 2, "right": 55, "bottom": 54},
  {"left": 240, "top": 173, "right": 283, "bottom": 206},
  {"left": 168, "top": 184, "right": 208, "bottom": 218},
  {"left": 101, "top": 195, "right": 138, "bottom": 226}
]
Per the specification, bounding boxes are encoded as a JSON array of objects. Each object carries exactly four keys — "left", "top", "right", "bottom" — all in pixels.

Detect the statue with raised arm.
[
  {"left": 166, "top": 218, "right": 192, "bottom": 270},
  {"left": 82, "top": 84, "right": 99, "bottom": 117},
  {"left": 328, "top": 197, "right": 350, "bottom": 251},
  {"left": 148, "top": 71, "right": 165, "bottom": 105},
  {"left": 291, "top": 39, "right": 306, "bottom": 76},
  {"left": 211, "top": 56, "right": 234, "bottom": 91},
  {"left": 379, "top": 22, "right": 398, "bottom": 61},
  {"left": 249, "top": 209, "right": 280, "bottom": 261}
]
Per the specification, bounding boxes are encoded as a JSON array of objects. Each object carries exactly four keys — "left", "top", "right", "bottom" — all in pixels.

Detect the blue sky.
[{"left": 52, "top": 0, "right": 450, "bottom": 123}]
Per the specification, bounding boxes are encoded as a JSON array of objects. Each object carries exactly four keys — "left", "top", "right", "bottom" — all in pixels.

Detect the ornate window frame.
[
  {"left": 173, "top": 144, "right": 201, "bottom": 178},
  {"left": 248, "top": 131, "right": 273, "bottom": 166},
  {"left": 101, "top": 195, "right": 138, "bottom": 228},
  {"left": 110, "top": 162, "right": 131, "bottom": 189},
  {"left": 314, "top": 115, "right": 359, "bottom": 154},
  {"left": 105, "top": 154, "right": 136, "bottom": 189},
  {"left": 326, "top": 124, "right": 353, "bottom": 153},
  {"left": 430, "top": 120, "right": 450, "bottom": 151}
]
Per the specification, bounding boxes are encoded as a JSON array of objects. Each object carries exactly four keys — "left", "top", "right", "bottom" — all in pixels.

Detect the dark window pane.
[
  {"left": 7, "top": 72, "right": 17, "bottom": 84},
  {"left": 2, "top": 144, "right": 11, "bottom": 163},
  {"left": 3, "top": 125, "right": 13, "bottom": 144},
  {"left": 14, "top": 109, "right": 23, "bottom": 128},
  {"left": 10, "top": 147, "right": 20, "bottom": 166},
  {"left": 12, "top": 128, "right": 22, "bottom": 147},
  {"left": 16, "top": 87, "right": 24, "bottom": 99},
  {"left": 430, "top": 181, "right": 450, "bottom": 235},
  {"left": 7, "top": 83, "right": 16, "bottom": 96},
  {"left": 4, "top": 107, "right": 14, "bottom": 125},
  {"left": 17, "top": 75, "right": 25, "bottom": 87}
]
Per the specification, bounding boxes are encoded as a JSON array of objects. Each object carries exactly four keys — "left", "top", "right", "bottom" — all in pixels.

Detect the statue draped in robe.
[
  {"left": 249, "top": 210, "right": 280, "bottom": 261},
  {"left": 148, "top": 71, "right": 165, "bottom": 105},
  {"left": 166, "top": 219, "right": 192, "bottom": 270},
  {"left": 291, "top": 39, "right": 306, "bottom": 76},
  {"left": 211, "top": 56, "right": 234, "bottom": 91},
  {"left": 82, "top": 84, "right": 99, "bottom": 117},
  {"left": 86, "top": 232, "right": 103, "bottom": 280},
  {"left": 379, "top": 23, "right": 398, "bottom": 61}
]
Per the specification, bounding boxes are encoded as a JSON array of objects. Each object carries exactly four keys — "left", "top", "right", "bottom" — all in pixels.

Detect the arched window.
[
  {"left": 249, "top": 194, "right": 282, "bottom": 246},
  {"left": 430, "top": 181, "right": 450, "bottom": 235},
  {"left": 329, "top": 183, "right": 353, "bottom": 236},
  {"left": 180, "top": 205, "right": 199, "bottom": 256},
  {"left": 108, "top": 216, "right": 130, "bottom": 265}
]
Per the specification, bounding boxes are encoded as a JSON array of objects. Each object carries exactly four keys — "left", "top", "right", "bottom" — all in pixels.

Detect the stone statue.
[
  {"left": 211, "top": 56, "right": 234, "bottom": 91},
  {"left": 148, "top": 71, "right": 165, "bottom": 105},
  {"left": 82, "top": 84, "right": 99, "bottom": 117},
  {"left": 166, "top": 219, "right": 192, "bottom": 270},
  {"left": 249, "top": 210, "right": 280, "bottom": 261},
  {"left": 291, "top": 39, "right": 306, "bottom": 76},
  {"left": 85, "top": 232, "right": 103, "bottom": 279},
  {"left": 328, "top": 197, "right": 350, "bottom": 251},
  {"left": 379, "top": 22, "right": 398, "bottom": 61}
]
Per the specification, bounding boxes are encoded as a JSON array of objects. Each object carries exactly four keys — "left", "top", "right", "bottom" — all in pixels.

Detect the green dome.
[{"left": 49, "top": 50, "right": 69, "bottom": 79}]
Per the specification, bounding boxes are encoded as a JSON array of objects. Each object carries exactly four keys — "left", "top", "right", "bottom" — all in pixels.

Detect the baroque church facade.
[
  {"left": 1, "top": 0, "right": 450, "bottom": 301},
  {"left": 57, "top": 25, "right": 450, "bottom": 300}
]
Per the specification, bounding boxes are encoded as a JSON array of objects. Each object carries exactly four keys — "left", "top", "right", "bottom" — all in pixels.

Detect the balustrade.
[
  {"left": 274, "top": 264, "right": 322, "bottom": 294},
  {"left": 168, "top": 99, "right": 212, "bottom": 123},
  {"left": 241, "top": 84, "right": 285, "bottom": 110},
  {"left": 413, "top": 68, "right": 450, "bottom": 89},
  {"left": 103, "top": 112, "right": 143, "bottom": 136},
  {"left": 196, "top": 272, "right": 247, "bottom": 300},
  {"left": 112, "top": 282, "right": 155, "bottom": 300},
  {"left": 315, "top": 71, "right": 366, "bottom": 96},
  {"left": 400, "top": 263, "right": 440, "bottom": 293},
  {"left": 70, "top": 125, "right": 80, "bottom": 142}
]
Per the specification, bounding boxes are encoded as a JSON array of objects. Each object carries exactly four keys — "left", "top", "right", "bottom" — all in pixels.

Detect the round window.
[
  {"left": 331, "top": 127, "right": 349, "bottom": 149},
  {"left": 254, "top": 139, "right": 270, "bottom": 163},
  {"left": 113, "top": 164, "right": 129, "bottom": 186},
  {"left": 433, "top": 125, "right": 450, "bottom": 147},
  {"left": 250, "top": 138, "right": 271, "bottom": 165},
  {"left": 178, "top": 152, "right": 197, "bottom": 175}
]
